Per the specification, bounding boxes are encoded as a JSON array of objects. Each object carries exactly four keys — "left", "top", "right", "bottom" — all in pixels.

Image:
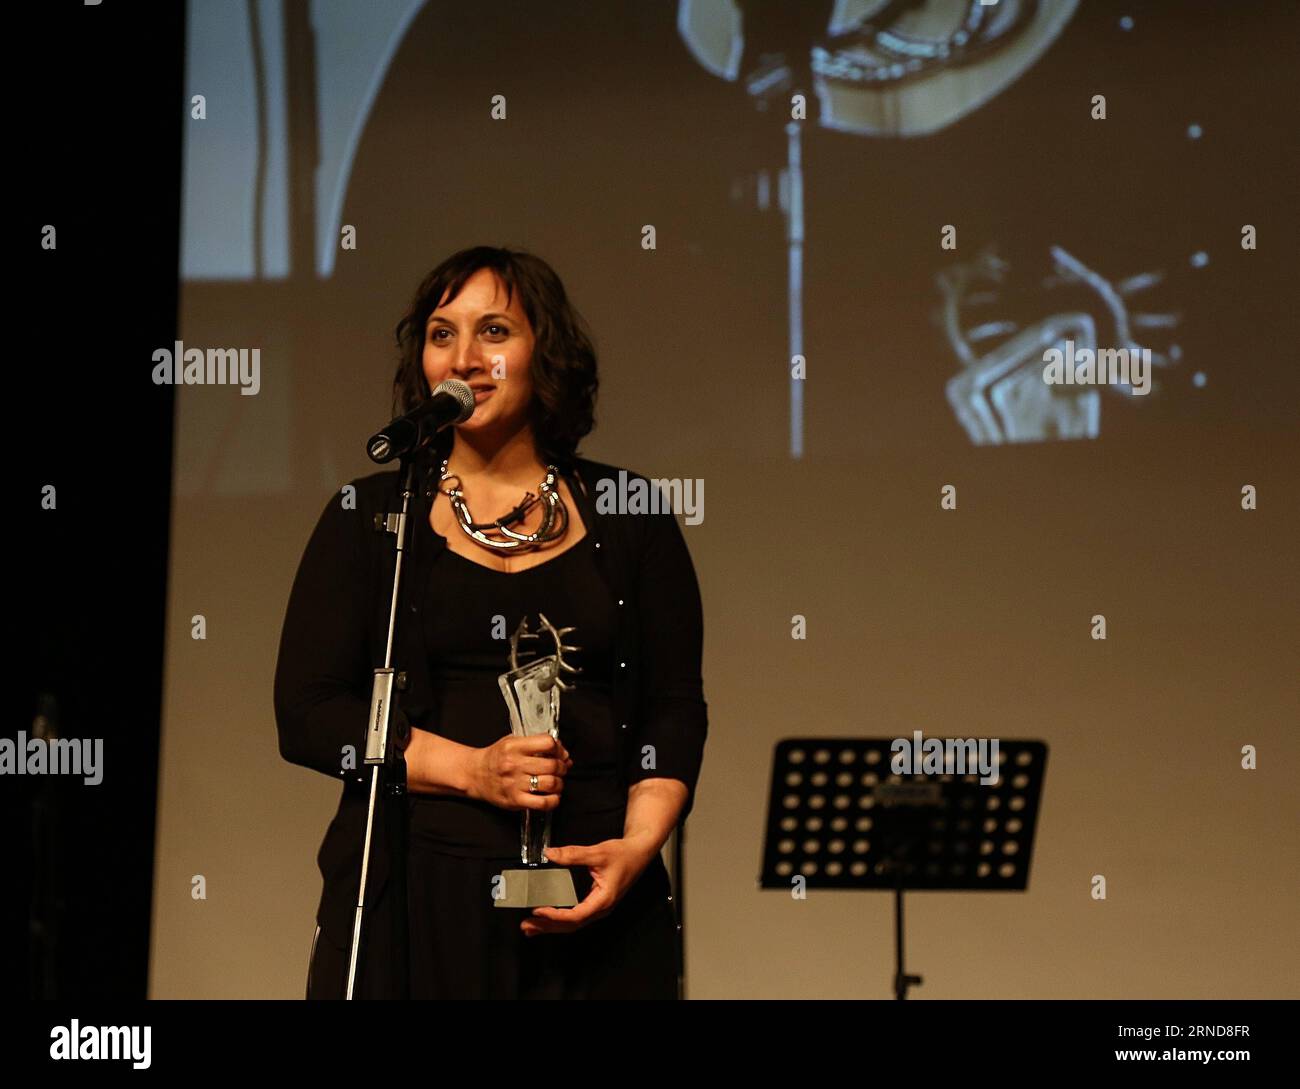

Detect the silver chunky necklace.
[{"left": 437, "top": 457, "right": 569, "bottom": 552}]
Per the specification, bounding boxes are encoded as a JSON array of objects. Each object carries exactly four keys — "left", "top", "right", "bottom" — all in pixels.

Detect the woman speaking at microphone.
[{"left": 274, "top": 246, "right": 708, "bottom": 999}]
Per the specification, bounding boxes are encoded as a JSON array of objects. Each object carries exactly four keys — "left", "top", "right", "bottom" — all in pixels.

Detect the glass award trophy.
[{"left": 493, "top": 613, "right": 581, "bottom": 908}]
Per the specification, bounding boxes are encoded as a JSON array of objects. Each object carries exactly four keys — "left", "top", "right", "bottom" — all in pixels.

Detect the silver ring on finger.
[{"left": 529, "top": 774, "right": 540, "bottom": 793}]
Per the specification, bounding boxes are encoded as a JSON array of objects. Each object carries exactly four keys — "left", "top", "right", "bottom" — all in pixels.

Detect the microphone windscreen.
[{"left": 433, "top": 378, "right": 476, "bottom": 423}]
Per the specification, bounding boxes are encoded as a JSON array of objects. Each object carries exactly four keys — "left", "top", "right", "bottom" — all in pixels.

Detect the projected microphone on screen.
[{"left": 677, "top": 0, "right": 1080, "bottom": 455}]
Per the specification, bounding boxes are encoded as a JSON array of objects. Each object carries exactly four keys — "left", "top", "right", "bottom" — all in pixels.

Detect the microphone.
[{"left": 366, "top": 379, "right": 475, "bottom": 463}]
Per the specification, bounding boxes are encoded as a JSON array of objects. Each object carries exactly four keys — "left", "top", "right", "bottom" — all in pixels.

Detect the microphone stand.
[{"left": 346, "top": 453, "right": 420, "bottom": 1000}]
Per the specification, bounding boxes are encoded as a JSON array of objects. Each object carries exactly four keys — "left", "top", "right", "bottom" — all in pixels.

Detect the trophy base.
[{"left": 493, "top": 866, "right": 579, "bottom": 908}]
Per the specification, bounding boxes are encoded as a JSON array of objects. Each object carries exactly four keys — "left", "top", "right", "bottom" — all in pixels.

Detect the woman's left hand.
[{"left": 521, "top": 835, "right": 660, "bottom": 936}]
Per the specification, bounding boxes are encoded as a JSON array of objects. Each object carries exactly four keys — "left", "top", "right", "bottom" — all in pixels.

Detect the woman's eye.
[
  {"left": 429, "top": 328, "right": 450, "bottom": 342},
  {"left": 483, "top": 324, "right": 508, "bottom": 337}
]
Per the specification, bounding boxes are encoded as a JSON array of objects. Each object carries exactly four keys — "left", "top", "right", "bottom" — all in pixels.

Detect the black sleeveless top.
[{"left": 407, "top": 529, "right": 625, "bottom": 858}]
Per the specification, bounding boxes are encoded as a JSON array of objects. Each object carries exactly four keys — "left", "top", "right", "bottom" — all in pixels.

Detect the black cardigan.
[{"left": 273, "top": 448, "right": 708, "bottom": 941}]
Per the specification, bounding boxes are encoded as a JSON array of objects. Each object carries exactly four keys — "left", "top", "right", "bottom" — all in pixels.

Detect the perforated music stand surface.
[{"left": 759, "top": 737, "right": 1048, "bottom": 892}]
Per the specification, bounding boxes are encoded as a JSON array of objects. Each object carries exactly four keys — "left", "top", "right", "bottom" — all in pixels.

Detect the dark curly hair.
[{"left": 392, "top": 246, "right": 598, "bottom": 470}]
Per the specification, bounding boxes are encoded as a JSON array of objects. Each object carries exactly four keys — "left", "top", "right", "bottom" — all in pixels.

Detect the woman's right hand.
[{"left": 466, "top": 733, "right": 572, "bottom": 811}]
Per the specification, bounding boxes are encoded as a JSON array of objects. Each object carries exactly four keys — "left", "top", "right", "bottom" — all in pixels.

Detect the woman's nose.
[{"left": 448, "top": 349, "right": 483, "bottom": 378}]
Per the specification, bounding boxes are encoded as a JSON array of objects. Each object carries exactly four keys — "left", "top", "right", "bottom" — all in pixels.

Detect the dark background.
[{"left": 16, "top": 0, "right": 182, "bottom": 998}]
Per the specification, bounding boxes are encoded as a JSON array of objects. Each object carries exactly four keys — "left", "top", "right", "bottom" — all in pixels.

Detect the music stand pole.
[{"left": 894, "top": 882, "right": 922, "bottom": 1000}]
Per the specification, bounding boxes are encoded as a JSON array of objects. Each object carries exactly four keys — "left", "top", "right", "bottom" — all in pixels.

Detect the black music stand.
[{"left": 759, "top": 737, "right": 1048, "bottom": 999}]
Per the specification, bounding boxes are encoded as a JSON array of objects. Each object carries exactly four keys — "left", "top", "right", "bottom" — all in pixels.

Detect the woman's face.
[{"left": 422, "top": 267, "right": 536, "bottom": 440}]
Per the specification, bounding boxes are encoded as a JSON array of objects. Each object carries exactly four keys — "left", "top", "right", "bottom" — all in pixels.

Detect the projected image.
[
  {"left": 938, "top": 246, "right": 1183, "bottom": 444},
  {"left": 178, "top": 0, "right": 1254, "bottom": 479}
]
